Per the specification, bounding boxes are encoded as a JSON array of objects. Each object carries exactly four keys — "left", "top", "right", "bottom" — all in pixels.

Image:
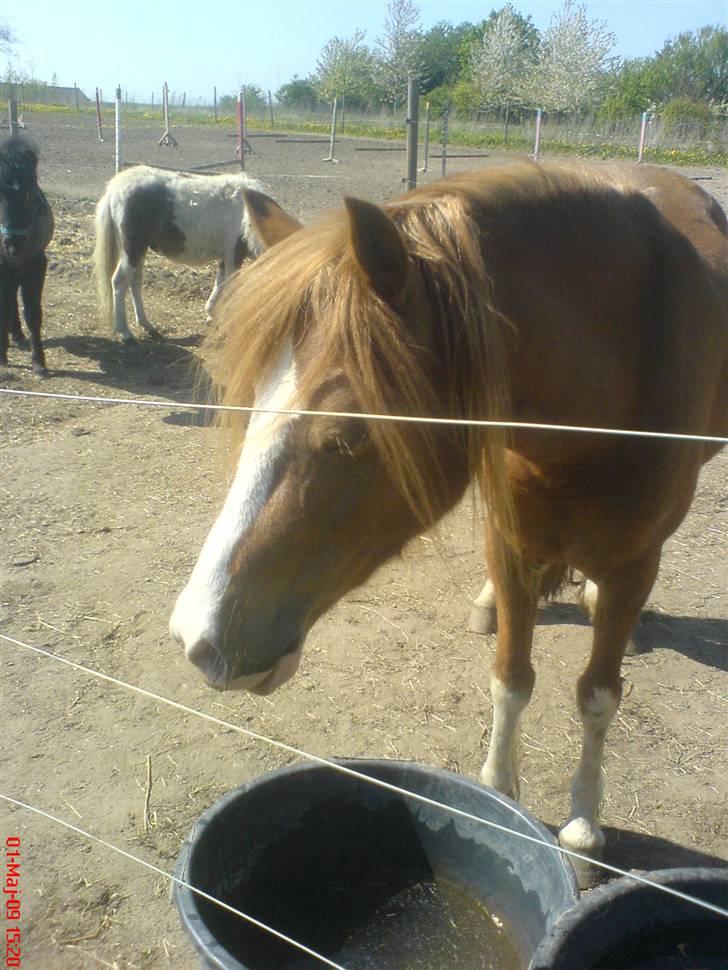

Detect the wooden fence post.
[
  {"left": 323, "top": 97, "right": 339, "bottom": 164},
  {"left": 95, "top": 88, "right": 104, "bottom": 142},
  {"left": 237, "top": 90, "right": 246, "bottom": 170},
  {"left": 159, "top": 82, "right": 178, "bottom": 146}
]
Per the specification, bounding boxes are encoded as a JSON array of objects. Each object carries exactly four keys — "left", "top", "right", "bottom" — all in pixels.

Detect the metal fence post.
[
  {"left": 533, "top": 108, "right": 543, "bottom": 160},
  {"left": 637, "top": 111, "right": 648, "bottom": 163},
  {"left": 114, "top": 85, "right": 122, "bottom": 173},
  {"left": 419, "top": 100, "right": 431, "bottom": 173},
  {"left": 8, "top": 99, "right": 19, "bottom": 138},
  {"left": 404, "top": 76, "right": 419, "bottom": 190},
  {"left": 441, "top": 105, "right": 450, "bottom": 177}
]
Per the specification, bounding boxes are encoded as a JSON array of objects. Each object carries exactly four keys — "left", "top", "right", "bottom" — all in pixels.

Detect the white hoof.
[
  {"left": 624, "top": 636, "right": 643, "bottom": 656},
  {"left": 480, "top": 764, "right": 519, "bottom": 801},
  {"left": 579, "top": 579, "right": 598, "bottom": 621},
  {"left": 469, "top": 604, "right": 497, "bottom": 635},
  {"left": 559, "top": 817, "right": 606, "bottom": 889}
]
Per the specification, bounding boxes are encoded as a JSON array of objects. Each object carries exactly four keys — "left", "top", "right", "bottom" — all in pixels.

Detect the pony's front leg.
[
  {"left": 0, "top": 286, "right": 11, "bottom": 367},
  {"left": 560, "top": 549, "right": 661, "bottom": 887},
  {"left": 205, "top": 261, "right": 226, "bottom": 321},
  {"left": 20, "top": 253, "right": 48, "bottom": 376},
  {"left": 9, "top": 296, "right": 28, "bottom": 348},
  {"left": 480, "top": 532, "right": 540, "bottom": 800}
]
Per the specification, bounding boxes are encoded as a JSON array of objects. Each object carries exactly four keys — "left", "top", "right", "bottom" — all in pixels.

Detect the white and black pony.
[
  {"left": 0, "top": 137, "right": 54, "bottom": 376},
  {"left": 93, "top": 165, "right": 283, "bottom": 342}
]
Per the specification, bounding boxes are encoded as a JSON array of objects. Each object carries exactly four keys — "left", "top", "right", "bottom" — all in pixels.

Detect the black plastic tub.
[
  {"left": 530, "top": 866, "right": 728, "bottom": 970},
  {"left": 174, "top": 759, "right": 579, "bottom": 970}
]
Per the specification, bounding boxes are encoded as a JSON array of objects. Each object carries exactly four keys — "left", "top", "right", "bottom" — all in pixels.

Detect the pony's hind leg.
[
  {"left": 480, "top": 530, "right": 540, "bottom": 800},
  {"left": 559, "top": 548, "right": 661, "bottom": 887},
  {"left": 580, "top": 577, "right": 642, "bottom": 656},
  {"left": 470, "top": 563, "right": 567, "bottom": 635},
  {"left": 469, "top": 578, "right": 496, "bottom": 634},
  {"left": 111, "top": 254, "right": 138, "bottom": 342},
  {"left": 130, "top": 263, "right": 162, "bottom": 339},
  {"left": 204, "top": 262, "right": 226, "bottom": 321}
]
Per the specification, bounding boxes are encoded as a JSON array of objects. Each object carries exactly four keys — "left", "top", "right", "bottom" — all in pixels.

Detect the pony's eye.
[
  {"left": 318, "top": 424, "right": 369, "bottom": 456},
  {"left": 321, "top": 435, "right": 345, "bottom": 453}
]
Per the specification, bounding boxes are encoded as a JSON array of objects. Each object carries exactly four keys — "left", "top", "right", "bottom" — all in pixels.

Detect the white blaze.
[{"left": 171, "top": 343, "right": 297, "bottom": 652}]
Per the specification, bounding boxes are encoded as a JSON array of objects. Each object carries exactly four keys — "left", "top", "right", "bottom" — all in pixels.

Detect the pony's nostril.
[{"left": 186, "top": 638, "right": 228, "bottom": 684}]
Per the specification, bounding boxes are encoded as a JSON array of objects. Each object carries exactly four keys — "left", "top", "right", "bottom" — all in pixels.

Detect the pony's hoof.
[
  {"left": 479, "top": 764, "right": 519, "bottom": 801},
  {"left": 121, "top": 334, "right": 138, "bottom": 345},
  {"left": 33, "top": 366, "right": 49, "bottom": 379},
  {"left": 559, "top": 817, "right": 606, "bottom": 889},
  {"left": 11, "top": 335, "right": 29, "bottom": 350},
  {"left": 624, "top": 636, "right": 644, "bottom": 656},
  {"left": 566, "top": 853, "right": 605, "bottom": 890},
  {"left": 469, "top": 604, "right": 497, "bottom": 635}
]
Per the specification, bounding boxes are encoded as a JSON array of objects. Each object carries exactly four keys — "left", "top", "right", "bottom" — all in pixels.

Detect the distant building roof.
[{"left": 0, "top": 83, "right": 91, "bottom": 107}]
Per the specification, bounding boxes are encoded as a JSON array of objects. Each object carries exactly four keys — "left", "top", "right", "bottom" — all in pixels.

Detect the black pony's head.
[{"left": 0, "top": 136, "right": 41, "bottom": 260}]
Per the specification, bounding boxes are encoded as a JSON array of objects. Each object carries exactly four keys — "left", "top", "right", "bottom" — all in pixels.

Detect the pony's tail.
[{"left": 93, "top": 192, "right": 117, "bottom": 330}]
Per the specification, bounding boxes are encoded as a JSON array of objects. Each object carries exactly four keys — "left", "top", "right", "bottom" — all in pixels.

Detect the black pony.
[{"left": 0, "top": 136, "right": 54, "bottom": 376}]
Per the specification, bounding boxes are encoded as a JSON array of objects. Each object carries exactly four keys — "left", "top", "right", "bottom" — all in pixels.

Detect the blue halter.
[{"left": 0, "top": 224, "right": 32, "bottom": 237}]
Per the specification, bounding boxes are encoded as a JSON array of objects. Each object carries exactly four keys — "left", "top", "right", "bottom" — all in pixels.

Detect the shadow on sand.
[{"left": 538, "top": 600, "right": 727, "bottom": 672}]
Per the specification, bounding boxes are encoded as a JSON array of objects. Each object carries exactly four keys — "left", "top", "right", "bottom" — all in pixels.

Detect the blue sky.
[{"left": 3, "top": 1, "right": 726, "bottom": 103}]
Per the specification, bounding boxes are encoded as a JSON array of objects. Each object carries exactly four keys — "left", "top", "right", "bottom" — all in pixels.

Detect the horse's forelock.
[{"left": 0, "top": 136, "right": 39, "bottom": 182}]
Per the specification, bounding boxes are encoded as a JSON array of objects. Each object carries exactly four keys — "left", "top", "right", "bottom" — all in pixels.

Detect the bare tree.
[
  {"left": 528, "top": 0, "right": 616, "bottom": 114},
  {"left": 316, "top": 29, "right": 373, "bottom": 107},
  {"left": 375, "top": 0, "right": 423, "bottom": 110},
  {"left": 470, "top": 4, "right": 536, "bottom": 139},
  {"left": 1, "top": 21, "right": 16, "bottom": 55}
]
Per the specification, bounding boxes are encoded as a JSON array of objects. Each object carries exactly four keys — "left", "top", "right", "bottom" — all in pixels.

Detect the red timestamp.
[{"left": 4, "top": 836, "right": 21, "bottom": 968}]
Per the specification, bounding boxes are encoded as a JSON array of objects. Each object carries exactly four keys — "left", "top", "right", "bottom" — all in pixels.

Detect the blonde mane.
[{"left": 206, "top": 167, "right": 583, "bottom": 542}]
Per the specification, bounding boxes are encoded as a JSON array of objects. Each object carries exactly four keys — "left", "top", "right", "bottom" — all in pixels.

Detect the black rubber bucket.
[
  {"left": 530, "top": 866, "right": 728, "bottom": 970},
  {"left": 174, "top": 759, "right": 579, "bottom": 970}
]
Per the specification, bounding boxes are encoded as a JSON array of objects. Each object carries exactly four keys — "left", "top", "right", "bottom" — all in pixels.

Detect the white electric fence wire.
[
  {"left": 3, "top": 632, "right": 728, "bottom": 922},
  {"left": 1, "top": 387, "right": 726, "bottom": 445},
  {"left": 0, "top": 794, "right": 349, "bottom": 970}
]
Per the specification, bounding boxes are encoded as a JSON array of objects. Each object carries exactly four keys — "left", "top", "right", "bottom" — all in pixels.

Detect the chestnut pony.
[{"left": 171, "top": 162, "right": 727, "bottom": 882}]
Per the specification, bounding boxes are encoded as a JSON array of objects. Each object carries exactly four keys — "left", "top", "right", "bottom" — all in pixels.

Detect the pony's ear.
[
  {"left": 344, "top": 196, "right": 409, "bottom": 307},
  {"left": 243, "top": 189, "right": 302, "bottom": 249}
]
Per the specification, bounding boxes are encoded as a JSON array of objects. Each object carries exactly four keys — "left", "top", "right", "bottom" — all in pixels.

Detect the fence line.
[
  {"left": 3, "top": 631, "right": 728, "bottom": 922},
  {"left": 0, "top": 793, "right": 349, "bottom": 970},
  {"left": 1, "top": 387, "right": 726, "bottom": 446}
]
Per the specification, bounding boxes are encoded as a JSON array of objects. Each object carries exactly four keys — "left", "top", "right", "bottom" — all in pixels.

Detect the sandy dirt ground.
[{"left": 0, "top": 113, "right": 726, "bottom": 970}]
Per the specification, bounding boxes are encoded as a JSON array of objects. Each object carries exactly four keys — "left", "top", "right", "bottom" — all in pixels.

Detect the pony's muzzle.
[
  {"left": 1, "top": 237, "right": 22, "bottom": 259},
  {"left": 181, "top": 635, "right": 230, "bottom": 687},
  {"left": 170, "top": 610, "right": 304, "bottom": 694}
]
